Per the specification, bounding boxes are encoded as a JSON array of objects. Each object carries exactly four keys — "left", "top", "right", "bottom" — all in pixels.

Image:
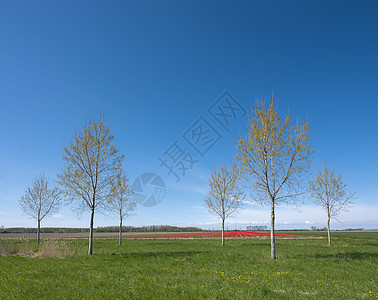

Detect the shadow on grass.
[
  {"left": 350, "top": 243, "right": 378, "bottom": 247},
  {"left": 301, "top": 252, "right": 378, "bottom": 260},
  {"left": 234, "top": 242, "right": 270, "bottom": 247},
  {"left": 113, "top": 250, "right": 208, "bottom": 259}
]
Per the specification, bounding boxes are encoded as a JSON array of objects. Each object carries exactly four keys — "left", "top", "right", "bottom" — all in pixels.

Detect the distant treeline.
[
  {"left": 0, "top": 225, "right": 206, "bottom": 234},
  {"left": 96, "top": 225, "right": 205, "bottom": 233},
  {"left": 0, "top": 227, "right": 89, "bottom": 234}
]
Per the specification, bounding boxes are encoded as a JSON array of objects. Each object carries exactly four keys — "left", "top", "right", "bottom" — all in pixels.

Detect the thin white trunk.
[
  {"left": 222, "top": 219, "right": 225, "bottom": 246},
  {"left": 37, "top": 219, "right": 41, "bottom": 244},
  {"left": 88, "top": 209, "right": 95, "bottom": 255},
  {"left": 327, "top": 215, "right": 331, "bottom": 246},
  {"left": 270, "top": 198, "right": 276, "bottom": 259},
  {"left": 119, "top": 213, "right": 123, "bottom": 246}
]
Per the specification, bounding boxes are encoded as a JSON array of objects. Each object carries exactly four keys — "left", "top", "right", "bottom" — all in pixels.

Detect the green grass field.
[{"left": 0, "top": 232, "right": 377, "bottom": 299}]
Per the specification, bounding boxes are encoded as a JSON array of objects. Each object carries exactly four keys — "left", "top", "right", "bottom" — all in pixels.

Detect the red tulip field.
[{"left": 128, "top": 231, "right": 309, "bottom": 238}]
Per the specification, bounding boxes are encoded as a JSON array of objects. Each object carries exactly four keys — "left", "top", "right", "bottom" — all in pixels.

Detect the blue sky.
[{"left": 0, "top": 0, "right": 377, "bottom": 230}]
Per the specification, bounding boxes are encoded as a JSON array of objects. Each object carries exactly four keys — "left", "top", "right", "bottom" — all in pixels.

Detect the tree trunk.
[
  {"left": 119, "top": 213, "right": 123, "bottom": 246},
  {"left": 327, "top": 215, "right": 331, "bottom": 246},
  {"left": 37, "top": 219, "right": 41, "bottom": 244},
  {"left": 270, "top": 198, "right": 276, "bottom": 259},
  {"left": 221, "top": 218, "right": 225, "bottom": 246},
  {"left": 88, "top": 209, "right": 95, "bottom": 255}
]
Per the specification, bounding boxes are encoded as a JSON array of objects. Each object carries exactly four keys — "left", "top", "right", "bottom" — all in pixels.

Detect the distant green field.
[
  {"left": 278, "top": 230, "right": 378, "bottom": 237},
  {"left": 0, "top": 233, "right": 377, "bottom": 299}
]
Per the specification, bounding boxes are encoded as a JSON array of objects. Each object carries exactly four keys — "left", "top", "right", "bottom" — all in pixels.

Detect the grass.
[{"left": 0, "top": 232, "right": 377, "bottom": 299}]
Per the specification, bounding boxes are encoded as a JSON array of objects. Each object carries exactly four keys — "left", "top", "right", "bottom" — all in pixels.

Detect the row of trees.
[
  {"left": 19, "top": 95, "right": 355, "bottom": 258},
  {"left": 205, "top": 95, "right": 355, "bottom": 258},
  {"left": 19, "top": 116, "right": 136, "bottom": 254}
]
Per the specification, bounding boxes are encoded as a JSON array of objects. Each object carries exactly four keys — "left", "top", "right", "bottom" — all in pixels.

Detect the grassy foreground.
[{"left": 0, "top": 233, "right": 377, "bottom": 299}]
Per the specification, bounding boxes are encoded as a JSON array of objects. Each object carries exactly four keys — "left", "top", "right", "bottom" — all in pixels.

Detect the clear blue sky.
[{"left": 1, "top": 0, "right": 377, "bottom": 230}]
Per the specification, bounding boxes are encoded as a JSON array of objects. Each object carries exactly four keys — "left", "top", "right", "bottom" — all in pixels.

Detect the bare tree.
[
  {"left": 309, "top": 161, "right": 355, "bottom": 246},
  {"left": 57, "top": 116, "right": 124, "bottom": 255},
  {"left": 204, "top": 163, "right": 244, "bottom": 246},
  {"left": 19, "top": 174, "right": 61, "bottom": 244},
  {"left": 236, "top": 95, "right": 314, "bottom": 259},
  {"left": 108, "top": 168, "right": 136, "bottom": 245}
]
